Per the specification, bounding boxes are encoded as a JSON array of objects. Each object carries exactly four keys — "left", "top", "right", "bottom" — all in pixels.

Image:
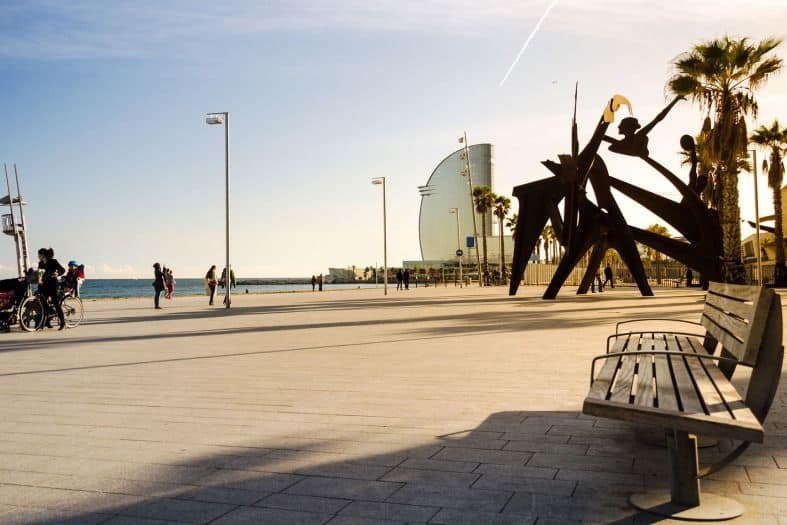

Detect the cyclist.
[
  {"left": 64, "top": 260, "right": 85, "bottom": 298},
  {"left": 37, "top": 248, "right": 66, "bottom": 330}
]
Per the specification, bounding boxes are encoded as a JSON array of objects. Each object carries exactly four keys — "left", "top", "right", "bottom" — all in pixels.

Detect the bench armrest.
[
  {"left": 590, "top": 350, "right": 744, "bottom": 384},
  {"left": 616, "top": 318, "right": 703, "bottom": 335},
  {"left": 606, "top": 331, "right": 710, "bottom": 353}
]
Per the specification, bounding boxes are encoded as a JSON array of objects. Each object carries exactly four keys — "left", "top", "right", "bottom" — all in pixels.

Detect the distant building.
[{"left": 417, "top": 143, "right": 513, "bottom": 266}]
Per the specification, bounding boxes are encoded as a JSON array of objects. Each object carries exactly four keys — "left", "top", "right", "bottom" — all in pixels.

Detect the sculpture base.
[{"left": 630, "top": 491, "right": 744, "bottom": 521}]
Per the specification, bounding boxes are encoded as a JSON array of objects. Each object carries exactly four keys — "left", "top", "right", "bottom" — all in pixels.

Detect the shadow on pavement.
[{"left": 6, "top": 406, "right": 784, "bottom": 524}]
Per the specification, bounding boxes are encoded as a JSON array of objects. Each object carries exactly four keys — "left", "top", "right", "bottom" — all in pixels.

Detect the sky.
[{"left": 1, "top": 0, "right": 787, "bottom": 278}]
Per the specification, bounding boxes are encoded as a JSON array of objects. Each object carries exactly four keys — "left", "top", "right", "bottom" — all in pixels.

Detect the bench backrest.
[{"left": 701, "top": 283, "right": 775, "bottom": 367}]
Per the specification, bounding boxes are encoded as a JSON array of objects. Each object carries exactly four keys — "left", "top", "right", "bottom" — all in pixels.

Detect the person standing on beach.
[
  {"left": 152, "top": 262, "right": 166, "bottom": 309},
  {"left": 205, "top": 265, "right": 218, "bottom": 305},
  {"left": 396, "top": 269, "right": 403, "bottom": 291},
  {"left": 403, "top": 269, "right": 410, "bottom": 290},
  {"left": 318, "top": 273, "right": 324, "bottom": 291},
  {"left": 165, "top": 268, "right": 175, "bottom": 299},
  {"left": 311, "top": 275, "right": 317, "bottom": 291},
  {"left": 38, "top": 248, "right": 66, "bottom": 329}
]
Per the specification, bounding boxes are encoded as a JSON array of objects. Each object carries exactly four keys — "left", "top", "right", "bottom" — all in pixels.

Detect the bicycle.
[{"left": 18, "top": 284, "right": 84, "bottom": 331}]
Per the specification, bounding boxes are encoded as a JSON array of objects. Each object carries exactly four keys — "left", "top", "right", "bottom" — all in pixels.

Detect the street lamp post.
[
  {"left": 449, "top": 208, "right": 463, "bottom": 286},
  {"left": 750, "top": 149, "right": 763, "bottom": 284},
  {"left": 372, "top": 177, "right": 388, "bottom": 295},
  {"left": 206, "top": 112, "right": 231, "bottom": 309},
  {"left": 459, "top": 132, "right": 482, "bottom": 286}
]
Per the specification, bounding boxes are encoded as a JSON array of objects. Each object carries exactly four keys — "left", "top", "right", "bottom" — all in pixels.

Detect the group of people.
[
  {"left": 310, "top": 274, "right": 324, "bottom": 291},
  {"left": 395, "top": 269, "right": 411, "bottom": 290},
  {"left": 204, "top": 265, "right": 236, "bottom": 306},
  {"left": 152, "top": 264, "right": 235, "bottom": 309},
  {"left": 152, "top": 263, "right": 176, "bottom": 309},
  {"left": 37, "top": 248, "right": 84, "bottom": 329}
]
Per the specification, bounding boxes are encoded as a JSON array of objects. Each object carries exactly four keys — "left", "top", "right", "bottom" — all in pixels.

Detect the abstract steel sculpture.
[{"left": 509, "top": 89, "right": 722, "bottom": 299}]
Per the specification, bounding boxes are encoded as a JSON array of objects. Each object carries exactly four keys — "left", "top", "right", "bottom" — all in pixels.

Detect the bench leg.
[
  {"left": 669, "top": 430, "right": 700, "bottom": 506},
  {"left": 629, "top": 430, "right": 744, "bottom": 521}
]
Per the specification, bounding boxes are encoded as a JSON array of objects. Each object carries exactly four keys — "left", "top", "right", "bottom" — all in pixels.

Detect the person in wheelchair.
[{"left": 64, "top": 260, "right": 85, "bottom": 298}]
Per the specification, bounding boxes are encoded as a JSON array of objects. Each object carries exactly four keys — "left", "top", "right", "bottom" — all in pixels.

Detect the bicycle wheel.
[
  {"left": 19, "top": 296, "right": 45, "bottom": 332},
  {"left": 61, "top": 296, "right": 84, "bottom": 328}
]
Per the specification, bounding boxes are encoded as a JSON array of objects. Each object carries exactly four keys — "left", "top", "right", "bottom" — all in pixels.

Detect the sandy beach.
[{"left": 0, "top": 286, "right": 785, "bottom": 523}]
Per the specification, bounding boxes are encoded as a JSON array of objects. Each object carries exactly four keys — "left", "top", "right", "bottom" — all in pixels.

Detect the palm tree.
[
  {"left": 494, "top": 195, "right": 512, "bottom": 284},
  {"left": 505, "top": 212, "right": 518, "bottom": 238},
  {"left": 541, "top": 224, "right": 553, "bottom": 263},
  {"left": 645, "top": 224, "right": 670, "bottom": 283},
  {"left": 472, "top": 185, "right": 496, "bottom": 278},
  {"left": 668, "top": 36, "right": 783, "bottom": 281},
  {"left": 751, "top": 119, "right": 787, "bottom": 281}
]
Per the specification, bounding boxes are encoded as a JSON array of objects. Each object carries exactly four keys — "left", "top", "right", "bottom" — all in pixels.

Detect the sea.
[{"left": 79, "top": 279, "right": 380, "bottom": 299}]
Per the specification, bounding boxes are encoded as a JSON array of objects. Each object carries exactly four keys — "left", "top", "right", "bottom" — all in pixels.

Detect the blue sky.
[{"left": 2, "top": 0, "right": 787, "bottom": 278}]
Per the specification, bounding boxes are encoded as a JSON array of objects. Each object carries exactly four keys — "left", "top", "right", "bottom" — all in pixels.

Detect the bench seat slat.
[
  {"left": 634, "top": 336, "right": 656, "bottom": 408},
  {"left": 676, "top": 336, "right": 731, "bottom": 420},
  {"left": 684, "top": 337, "right": 761, "bottom": 427},
  {"left": 653, "top": 340, "right": 679, "bottom": 411},
  {"left": 582, "top": 397, "right": 764, "bottom": 443},
  {"left": 610, "top": 352, "right": 638, "bottom": 403},
  {"left": 588, "top": 335, "right": 630, "bottom": 401},
  {"left": 664, "top": 335, "right": 704, "bottom": 415}
]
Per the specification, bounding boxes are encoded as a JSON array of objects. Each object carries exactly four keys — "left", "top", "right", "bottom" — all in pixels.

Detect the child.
[
  {"left": 165, "top": 268, "right": 175, "bottom": 299},
  {"left": 64, "top": 260, "right": 85, "bottom": 298}
]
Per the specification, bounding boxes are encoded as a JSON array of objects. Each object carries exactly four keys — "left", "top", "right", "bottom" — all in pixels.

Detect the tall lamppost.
[
  {"left": 458, "top": 132, "right": 482, "bottom": 286},
  {"left": 206, "top": 112, "right": 231, "bottom": 309},
  {"left": 449, "top": 208, "right": 463, "bottom": 286},
  {"left": 750, "top": 149, "right": 762, "bottom": 284},
  {"left": 372, "top": 177, "right": 388, "bottom": 295}
]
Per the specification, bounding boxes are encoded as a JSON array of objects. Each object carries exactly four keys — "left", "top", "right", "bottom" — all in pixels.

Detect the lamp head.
[
  {"left": 371, "top": 178, "right": 384, "bottom": 185},
  {"left": 206, "top": 115, "right": 224, "bottom": 125}
]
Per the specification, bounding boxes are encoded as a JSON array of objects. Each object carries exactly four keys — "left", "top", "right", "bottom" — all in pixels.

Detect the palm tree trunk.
[
  {"left": 719, "top": 165, "right": 745, "bottom": 282},
  {"left": 481, "top": 215, "right": 488, "bottom": 278},
  {"left": 499, "top": 219, "right": 507, "bottom": 284},
  {"left": 774, "top": 179, "right": 785, "bottom": 266}
]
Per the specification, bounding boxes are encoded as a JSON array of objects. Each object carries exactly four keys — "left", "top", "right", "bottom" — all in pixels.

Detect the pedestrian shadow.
[{"left": 7, "top": 404, "right": 784, "bottom": 524}]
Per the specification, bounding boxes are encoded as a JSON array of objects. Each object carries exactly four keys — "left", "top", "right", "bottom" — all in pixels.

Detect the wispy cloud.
[{"left": 4, "top": 0, "right": 784, "bottom": 60}]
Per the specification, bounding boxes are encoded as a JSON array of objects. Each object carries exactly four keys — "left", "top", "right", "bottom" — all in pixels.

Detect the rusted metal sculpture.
[{"left": 509, "top": 91, "right": 722, "bottom": 299}]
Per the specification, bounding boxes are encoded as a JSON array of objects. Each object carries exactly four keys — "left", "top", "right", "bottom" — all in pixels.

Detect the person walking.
[
  {"left": 396, "top": 269, "right": 403, "bottom": 291},
  {"left": 205, "top": 265, "right": 218, "bottom": 305},
  {"left": 38, "top": 248, "right": 66, "bottom": 329},
  {"left": 403, "top": 269, "right": 410, "bottom": 290},
  {"left": 591, "top": 269, "right": 604, "bottom": 293},
  {"left": 603, "top": 263, "right": 615, "bottom": 289},
  {"left": 318, "top": 273, "right": 324, "bottom": 292},
  {"left": 311, "top": 275, "right": 317, "bottom": 292},
  {"left": 686, "top": 267, "right": 693, "bottom": 288},
  {"left": 152, "top": 263, "right": 166, "bottom": 309}
]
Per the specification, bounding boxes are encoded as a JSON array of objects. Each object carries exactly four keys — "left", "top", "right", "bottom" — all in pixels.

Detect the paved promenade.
[{"left": 0, "top": 286, "right": 785, "bottom": 524}]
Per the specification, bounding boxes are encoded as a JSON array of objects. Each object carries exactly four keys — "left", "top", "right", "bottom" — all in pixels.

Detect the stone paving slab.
[{"left": 0, "top": 286, "right": 785, "bottom": 523}]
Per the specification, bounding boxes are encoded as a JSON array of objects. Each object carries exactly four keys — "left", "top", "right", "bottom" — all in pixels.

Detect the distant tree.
[
  {"left": 644, "top": 224, "right": 671, "bottom": 283},
  {"left": 668, "top": 35, "right": 783, "bottom": 281},
  {"left": 493, "top": 195, "right": 512, "bottom": 284},
  {"left": 751, "top": 119, "right": 787, "bottom": 280}
]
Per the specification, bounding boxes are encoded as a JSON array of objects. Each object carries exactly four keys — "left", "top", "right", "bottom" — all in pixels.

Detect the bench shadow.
[{"left": 8, "top": 403, "right": 785, "bottom": 524}]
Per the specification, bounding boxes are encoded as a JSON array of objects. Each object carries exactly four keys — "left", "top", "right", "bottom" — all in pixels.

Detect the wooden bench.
[{"left": 583, "top": 283, "right": 783, "bottom": 520}]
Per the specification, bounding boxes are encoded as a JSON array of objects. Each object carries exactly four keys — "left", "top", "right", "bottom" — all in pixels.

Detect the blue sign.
[
  {"left": 466, "top": 236, "right": 475, "bottom": 248},
  {"left": 456, "top": 249, "right": 464, "bottom": 257}
]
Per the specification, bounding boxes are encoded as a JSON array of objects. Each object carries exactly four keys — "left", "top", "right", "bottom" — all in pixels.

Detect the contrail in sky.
[{"left": 498, "top": 0, "right": 561, "bottom": 87}]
